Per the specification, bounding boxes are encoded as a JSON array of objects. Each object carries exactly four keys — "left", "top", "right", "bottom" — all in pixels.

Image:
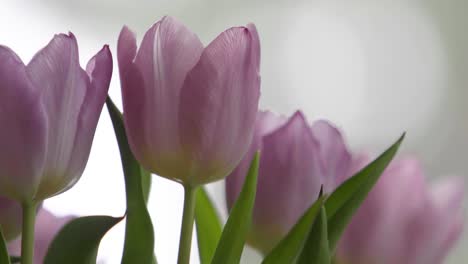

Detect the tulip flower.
[
  {"left": 118, "top": 16, "right": 260, "bottom": 186},
  {"left": 225, "top": 110, "right": 353, "bottom": 253},
  {"left": 8, "top": 209, "right": 74, "bottom": 263},
  {"left": 0, "top": 33, "right": 111, "bottom": 264},
  {"left": 336, "top": 156, "right": 464, "bottom": 264},
  {"left": 0, "top": 33, "right": 112, "bottom": 202}
]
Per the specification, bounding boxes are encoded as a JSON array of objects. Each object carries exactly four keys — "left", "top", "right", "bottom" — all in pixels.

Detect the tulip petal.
[
  {"left": 179, "top": 25, "right": 261, "bottom": 184},
  {"left": 311, "top": 120, "right": 352, "bottom": 192},
  {"left": 117, "top": 26, "right": 137, "bottom": 78},
  {"left": 26, "top": 33, "right": 89, "bottom": 198},
  {"left": 0, "top": 196, "right": 22, "bottom": 241},
  {"left": 226, "top": 111, "right": 286, "bottom": 211},
  {"left": 123, "top": 17, "right": 204, "bottom": 180},
  {"left": 249, "top": 112, "right": 322, "bottom": 252},
  {"left": 46, "top": 46, "right": 112, "bottom": 199},
  {"left": 0, "top": 46, "right": 47, "bottom": 201}
]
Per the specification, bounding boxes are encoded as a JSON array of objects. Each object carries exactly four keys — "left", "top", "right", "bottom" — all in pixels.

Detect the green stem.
[
  {"left": 177, "top": 186, "right": 198, "bottom": 264},
  {"left": 21, "top": 202, "right": 37, "bottom": 264}
]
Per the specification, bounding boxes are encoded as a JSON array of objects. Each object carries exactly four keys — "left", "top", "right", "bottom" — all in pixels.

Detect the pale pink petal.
[
  {"left": 0, "top": 46, "right": 47, "bottom": 201},
  {"left": 26, "top": 33, "right": 89, "bottom": 199},
  {"left": 310, "top": 120, "right": 352, "bottom": 191},
  {"left": 53, "top": 46, "right": 112, "bottom": 198},
  {"left": 122, "top": 17, "right": 204, "bottom": 181},
  {"left": 250, "top": 111, "right": 322, "bottom": 253},
  {"left": 179, "top": 25, "right": 261, "bottom": 184},
  {"left": 225, "top": 110, "right": 287, "bottom": 210},
  {"left": 117, "top": 26, "right": 137, "bottom": 78}
]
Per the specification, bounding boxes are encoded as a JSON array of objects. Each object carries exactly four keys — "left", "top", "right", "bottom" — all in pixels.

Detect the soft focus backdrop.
[{"left": 1, "top": 0, "right": 467, "bottom": 263}]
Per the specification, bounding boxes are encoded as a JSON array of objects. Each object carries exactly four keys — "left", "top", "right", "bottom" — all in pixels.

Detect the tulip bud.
[
  {"left": 8, "top": 209, "right": 74, "bottom": 263},
  {"left": 0, "top": 33, "right": 112, "bottom": 202},
  {"left": 337, "top": 156, "right": 464, "bottom": 264},
  {"left": 225, "top": 110, "right": 352, "bottom": 253},
  {"left": 118, "top": 16, "right": 260, "bottom": 185}
]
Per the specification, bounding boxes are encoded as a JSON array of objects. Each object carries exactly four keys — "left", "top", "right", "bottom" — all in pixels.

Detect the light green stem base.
[
  {"left": 177, "top": 186, "right": 198, "bottom": 264},
  {"left": 21, "top": 202, "right": 37, "bottom": 264}
]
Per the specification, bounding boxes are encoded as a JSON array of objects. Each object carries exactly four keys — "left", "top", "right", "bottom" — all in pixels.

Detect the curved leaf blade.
[
  {"left": 262, "top": 195, "right": 325, "bottom": 264},
  {"left": 0, "top": 228, "right": 10, "bottom": 264},
  {"left": 44, "top": 216, "right": 123, "bottom": 264},
  {"left": 297, "top": 206, "right": 330, "bottom": 264},
  {"left": 195, "top": 187, "right": 222, "bottom": 264},
  {"left": 211, "top": 153, "right": 260, "bottom": 264},
  {"left": 106, "top": 97, "right": 155, "bottom": 264},
  {"left": 326, "top": 133, "right": 405, "bottom": 252}
]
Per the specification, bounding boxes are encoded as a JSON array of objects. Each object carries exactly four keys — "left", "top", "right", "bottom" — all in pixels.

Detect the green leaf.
[
  {"left": 326, "top": 133, "right": 405, "bottom": 252},
  {"left": 44, "top": 216, "right": 123, "bottom": 264},
  {"left": 211, "top": 153, "right": 260, "bottom": 264},
  {"left": 297, "top": 206, "right": 330, "bottom": 264},
  {"left": 262, "top": 195, "right": 325, "bottom": 264},
  {"left": 195, "top": 187, "right": 222, "bottom": 264},
  {"left": 106, "top": 97, "right": 156, "bottom": 264},
  {"left": 0, "top": 227, "right": 10, "bottom": 264}
]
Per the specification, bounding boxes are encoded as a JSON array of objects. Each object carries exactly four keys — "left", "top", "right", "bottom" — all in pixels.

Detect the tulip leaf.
[
  {"left": 195, "top": 187, "right": 222, "bottom": 264},
  {"left": 211, "top": 153, "right": 260, "bottom": 264},
  {"left": 297, "top": 206, "right": 330, "bottom": 264},
  {"left": 44, "top": 215, "right": 123, "bottom": 264},
  {"left": 0, "top": 228, "right": 10, "bottom": 264},
  {"left": 325, "top": 133, "right": 405, "bottom": 252},
  {"left": 262, "top": 195, "right": 326, "bottom": 264},
  {"left": 106, "top": 97, "right": 156, "bottom": 264}
]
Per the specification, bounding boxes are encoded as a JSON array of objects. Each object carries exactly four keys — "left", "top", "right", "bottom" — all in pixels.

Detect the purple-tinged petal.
[
  {"left": 337, "top": 158, "right": 464, "bottom": 264},
  {"left": 249, "top": 111, "right": 322, "bottom": 253},
  {"left": 226, "top": 110, "right": 286, "bottom": 210},
  {"left": 41, "top": 46, "right": 112, "bottom": 200},
  {"left": 122, "top": 17, "right": 204, "bottom": 181},
  {"left": 179, "top": 25, "right": 261, "bottom": 184},
  {"left": 8, "top": 209, "right": 75, "bottom": 263},
  {"left": 311, "top": 120, "right": 352, "bottom": 192},
  {"left": 26, "top": 33, "right": 89, "bottom": 199},
  {"left": 0, "top": 46, "right": 47, "bottom": 201},
  {"left": 117, "top": 26, "right": 137, "bottom": 78}
]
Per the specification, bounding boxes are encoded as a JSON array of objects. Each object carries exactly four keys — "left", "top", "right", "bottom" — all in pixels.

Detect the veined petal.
[
  {"left": 117, "top": 26, "right": 137, "bottom": 78},
  {"left": 0, "top": 46, "right": 47, "bottom": 201},
  {"left": 226, "top": 110, "right": 287, "bottom": 211},
  {"left": 311, "top": 120, "right": 352, "bottom": 192},
  {"left": 123, "top": 17, "right": 204, "bottom": 180},
  {"left": 27, "top": 33, "right": 89, "bottom": 199},
  {"left": 250, "top": 111, "right": 322, "bottom": 252},
  {"left": 179, "top": 25, "right": 261, "bottom": 184},
  {"left": 36, "top": 46, "right": 112, "bottom": 200}
]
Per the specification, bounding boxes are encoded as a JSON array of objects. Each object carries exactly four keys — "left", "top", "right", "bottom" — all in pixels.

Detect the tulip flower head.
[
  {"left": 337, "top": 156, "right": 465, "bottom": 264},
  {"left": 225, "top": 110, "right": 353, "bottom": 253},
  {"left": 118, "top": 16, "right": 260, "bottom": 186},
  {"left": 0, "top": 33, "right": 112, "bottom": 202}
]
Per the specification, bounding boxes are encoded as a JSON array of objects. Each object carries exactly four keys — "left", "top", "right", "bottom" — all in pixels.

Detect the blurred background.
[{"left": 1, "top": 0, "right": 467, "bottom": 263}]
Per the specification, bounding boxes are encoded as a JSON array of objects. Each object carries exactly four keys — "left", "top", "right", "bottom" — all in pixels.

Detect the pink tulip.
[
  {"left": 118, "top": 16, "right": 260, "bottom": 185},
  {"left": 225, "top": 110, "right": 353, "bottom": 253},
  {"left": 8, "top": 209, "right": 74, "bottom": 263},
  {"left": 0, "top": 33, "right": 112, "bottom": 202},
  {"left": 337, "top": 156, "right": 464, "bottom": 264}
]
